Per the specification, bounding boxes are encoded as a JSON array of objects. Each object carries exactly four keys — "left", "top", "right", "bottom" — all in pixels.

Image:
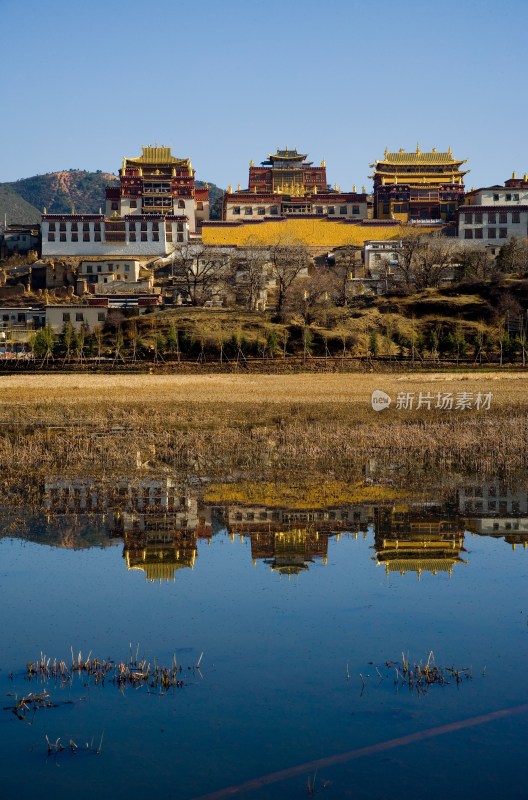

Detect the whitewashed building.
[
  {"left": 45, "top": 303, "right": 108, "bottom": 332},
  {"left": 457, "top": 174, "right": 528, "bottom": 246},
  {"left": 364, "top": 240, "right": 402, "bottom": 274},
  {"left": 42, "top": 214, "right": 189, "bottom": 258}
]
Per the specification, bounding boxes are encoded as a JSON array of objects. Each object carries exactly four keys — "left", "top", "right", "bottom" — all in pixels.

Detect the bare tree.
[
  {"left": 268, "top": 237, "right": 311, "bottom": 313},
  {"left": 458, "top": 246, "right": 496, "bottom": 280},
  {"left": 231, "top": 241, "right": 269, "bottom": 310},
  {"left": 287, "top": 268, "right": 338, "bottom": 322},
  {"left": 495, "top": 236, "right": 528, "bottom": 273},
  {"left": 398, "top": 233, "right": 457, "bottom": 291},
  {"left": 171, "top": 243, "right": 228, "bottom": 306},
  {"left": 327, "top": 246, "right": 361, "bottom": 305}
]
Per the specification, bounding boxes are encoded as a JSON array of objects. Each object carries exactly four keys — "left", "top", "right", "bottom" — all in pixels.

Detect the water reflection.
[
  {"left": 1, "top": 474, "right": 527, "bottom": 579},
  {"left": 2, "top": 471, "right": 528, "bottom": 800},
  {"left": 459, "top": 480, "right": 528, "bottom": 548},
  {"left": 372, "top": 501, "right": 466, "bottom": 578}
]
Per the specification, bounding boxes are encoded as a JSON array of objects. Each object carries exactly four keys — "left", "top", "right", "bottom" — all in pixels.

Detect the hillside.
[
  {"left": 4, "top": 170, "right": 118, "bottom": 215},
  {"left": 0, "top": 171, "right": 225, "bottom": 222},
  {"left": 0, "top": 185, "right": 41, "bottom": 225}
]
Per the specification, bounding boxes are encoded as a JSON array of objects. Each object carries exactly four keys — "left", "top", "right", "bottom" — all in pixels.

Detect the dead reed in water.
[
  {"left": 360, "top": 651, "right": 473, "bottom": 696},
  {"left": 25, "top": 649, "right": 194, "bottom": 691},
  {"left": 4, "top": 690, "right": 55, "bottom": 720}
]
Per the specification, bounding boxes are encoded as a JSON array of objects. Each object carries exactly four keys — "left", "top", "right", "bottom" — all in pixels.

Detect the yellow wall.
[{"left": 201, "top": 218, "right": 439, "bottom": 248}]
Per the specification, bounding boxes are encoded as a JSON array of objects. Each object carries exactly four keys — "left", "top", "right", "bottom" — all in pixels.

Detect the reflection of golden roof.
[
  {"left": 379, "top": 537, "right": 463, "bottom": 551},
  {"left": 375, "top": 532, "right": 466, "bottom": 576},
  {"left": 271, "top": 562, "right": 310, "bottom": 575},
  {"left": 125, "top": 546, "right": 196, "bottom": 582},
  {"left": 381, "top": 558, "right": 462, "bottom": 576}
]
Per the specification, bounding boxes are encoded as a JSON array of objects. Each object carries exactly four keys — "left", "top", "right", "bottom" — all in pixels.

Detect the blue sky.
[{"left": 2, "top": 0, "right": 527, "bottom": 191}]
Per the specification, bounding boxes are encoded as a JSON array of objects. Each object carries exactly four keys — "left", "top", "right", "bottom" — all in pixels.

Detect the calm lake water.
[{"left": 1, "top": 478, "right": 527, "bottom": 799}]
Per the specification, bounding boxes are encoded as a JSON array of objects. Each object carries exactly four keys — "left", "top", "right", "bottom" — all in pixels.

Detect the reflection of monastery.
[
  {"left": 222, "top": 502, "right": 372, "bottom": 575},
  {"left": 43, "top": 476, "right": 212, "bottom": 581},
  {"left": 225, "top": 503, "right": 371, "bottom": 532},
  {"left": 459, "top": 481, "right": 528, "bottom": 550},
  {"left": 44, "top": 476, "right": 197, "bottom": 515},
  {"left": 26, "top": 478, "right": 528, "bottom": 580},
  {"left": 122, "top": 527, "right": 198, "bottom": 583},
  {"left": 250, "top": 529, "right": 330, "bottom": 575},
  {"left": 372, "top": 502, "right": 466, "bottom": 578},
  {"left": 114, "top": 503, "right": 212, "bottom": 584}
]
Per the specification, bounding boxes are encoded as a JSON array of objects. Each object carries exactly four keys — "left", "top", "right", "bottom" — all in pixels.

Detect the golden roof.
[
  {"left": 373, "top": 146, "right": 466, "bottom": 167},
  {"left": 382, "top": 558, "right": 462, "bottom": 574},
  {"left": 127, "top": 145, "right": 190, "bottom": 166}
]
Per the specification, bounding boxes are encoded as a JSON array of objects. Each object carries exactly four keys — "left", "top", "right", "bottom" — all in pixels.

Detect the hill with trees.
[
  {"left": 0, "top": 171, "right": 225, "bottom": 222},
  {"left": 0, "top": 184, "right": 42, "bottom": 225}
]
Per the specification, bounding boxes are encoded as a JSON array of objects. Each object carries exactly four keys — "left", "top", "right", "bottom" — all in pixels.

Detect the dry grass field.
[
  {"left": 0, "top": 372, "right": 527, "bottom": 501},
  {"left": 0, "top": 370, "right": 527, "bottom": 410}
]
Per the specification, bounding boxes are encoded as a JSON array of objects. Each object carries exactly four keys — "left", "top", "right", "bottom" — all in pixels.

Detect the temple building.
[
  {"left": 203, "top": 149, "right": 440, "bottom": 247},
  {"left": 370, "top": 146, "right": 468, "bottom": 223},
  {"left": 106, "top": 145, "right": 209, "bottom": 233},
  {"left": 41, "top": 145, "right": 208, "bottom": 258},
  {"left": 223, "top": 148, "right": 368, "bottom": 222}
]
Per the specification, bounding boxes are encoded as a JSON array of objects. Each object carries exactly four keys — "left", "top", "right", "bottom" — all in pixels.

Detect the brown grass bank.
[{"left": 0, "top": 372, "right": 527, "bottom": 495}]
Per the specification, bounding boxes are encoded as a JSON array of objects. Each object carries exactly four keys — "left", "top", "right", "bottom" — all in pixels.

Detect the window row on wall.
[
  {"left": 48, "top": 222, "right": 101, "bottom": 232},
  {"left": 62, "top": 311, "right": 106, "bottom": 322},
  {"left": 463, "top": 211, "right": 522, "bottom": 224},
  {"left": 230, "top": 205, "right": 362, "bottom": 216},
  {"left": 48, "top": 231, "right": 185, "bottom": 243},
  {"left": 464, "top": 228, "right": 510, "bottom": 239}
]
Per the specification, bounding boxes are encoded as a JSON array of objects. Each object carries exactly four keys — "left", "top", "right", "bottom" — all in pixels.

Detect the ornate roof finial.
[
  {"left": 320, "top": 159, "right": 326, "bottom": 167},
  {"left": 432, "top": 147, "right": 437, "bottom": 154},
  {"left": 447, "top": 145, "right": 452, "bottom": 157},
  {"left": 512, "top": 171, "right": 517, "bottom": 179},
  {"left": 353, "top": 184, "right": 356, "bottom": 192},
  {"left": 384, "top": 147, "right": 389, "bottom": 159},
  {"left": 237, "top": 183, "right": 241, "bottom": 191},
  {"left": 416, "top": 143, "right": 421, "bottom": 155},
  {"left": 227, "top": 185, "right": 232, "bottom": 193},
  {"left": 250, "top": 159, "right": 254, "bottom": 167},
  {"left": 361, "top": 185, "right": 366, "bottom": 194},
  {"left": 43, "top": 206, "right": 47, "bottom": 214}
]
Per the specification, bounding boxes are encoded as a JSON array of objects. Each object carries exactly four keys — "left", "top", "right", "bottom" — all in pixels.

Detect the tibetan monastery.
[
  {"left": 42, "top": 145, "right": 208, "bottom": 258},
  {"left": 223, "top": 147, "right": 368, "bottom": 222},
  {"left": 107, "top": 145, "right": 209, "bottom": 233},
  {"left": 370, "top": 146, "right": 468, "bottom": 223}
]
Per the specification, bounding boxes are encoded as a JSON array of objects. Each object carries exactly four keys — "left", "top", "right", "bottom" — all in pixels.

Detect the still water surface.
[{"left": 1, "top": 481, "right": 527, "bottom": 799}]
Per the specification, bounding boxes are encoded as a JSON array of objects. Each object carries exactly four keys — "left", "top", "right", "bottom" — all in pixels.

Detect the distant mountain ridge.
[{"left": 0, "top": 170, "right": 225, "bottom": 225}]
